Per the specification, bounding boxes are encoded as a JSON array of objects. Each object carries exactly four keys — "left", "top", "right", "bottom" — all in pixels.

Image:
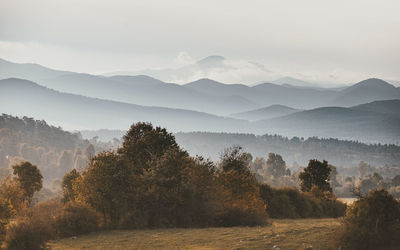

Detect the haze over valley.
[
  {"left": 1, "top": 57, "right": 400, "bottom": 145},
  {"left": 1, "top": 1, "right": 400, "bottom": 248}
]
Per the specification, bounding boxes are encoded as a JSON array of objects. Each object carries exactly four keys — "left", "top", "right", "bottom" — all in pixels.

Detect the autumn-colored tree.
[
  {"left": 62, "top": 169, "right": 80, "bottom": 203},
  {"left": 138, "top": 148, "right": 217, "bottom": 227},
  {"left": 74, "top": 151, "right": 131, "bottom": 226},
  {"left": 299, "top": 159, "right": 332, "bottom": 193},
  {"left": 337, "top": 189, "right": 400, "bottom": 249},
  {"left": 0, "top": 176, "right": 26, "bottom": 214},
  {"left": 215, "top": 146, "right": 267, "bottom": 226},
  {"left": 266, "top": 153, "right": 287, "bottom": 179},
  {"left": 118, "top": 122, "right": 179, "bottom": 173},
  {"left": 219, "top": 146, "right": 251, "bottom": 174},
  {"left": 12, "top": 161, "right": 43, "bottom": 203}
]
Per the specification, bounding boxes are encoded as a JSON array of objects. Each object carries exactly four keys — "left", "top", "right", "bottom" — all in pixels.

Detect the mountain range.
[
  {"left": 0, "top": 78, "right": 249, "bottom": 131},
  {"left": 103, "top": 55, "right": 279, "bottom": 84},
  {"left": 230, "top": 105, "right": 300, "bottom": 121},
  {"left": 2, "top": 58, "right": 400, "bottom": 114},
  {"left": 1, "top": 57, "right": 399, "bottom": 144}
]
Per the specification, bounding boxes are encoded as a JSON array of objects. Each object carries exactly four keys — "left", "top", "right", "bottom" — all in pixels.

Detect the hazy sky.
[{"left": 1, "top": 0, "right": 399, "bottom": 84}]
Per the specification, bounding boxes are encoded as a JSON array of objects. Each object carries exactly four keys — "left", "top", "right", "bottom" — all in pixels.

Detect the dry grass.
[{"left": 48, "top": 218, "right": 340, "bottom": 249}]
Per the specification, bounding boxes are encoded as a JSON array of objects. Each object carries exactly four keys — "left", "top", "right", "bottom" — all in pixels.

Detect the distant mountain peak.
[
  {"left": 330, "top": 78, "right": 400, "bottom": 107},
  {"left": 196, "top": 55, "right": 226, "bottom": 68},
  {"left": 273, "top": 76, "right": 310, "bottom": 85},
  {"left": 253, "top": 82, "right": 279, "bottom": 88},
  {"left": 354, "top": 78, "right": 394, "bottom": 88},
  {"left": 185, "top": 78, "right": 225, "bottom": 87},
  {"left": 109, "top": 74, "right": 165, "bottom": 85},
  {"left": 197, "top": 55, "right": 226, "bottom": 63}
]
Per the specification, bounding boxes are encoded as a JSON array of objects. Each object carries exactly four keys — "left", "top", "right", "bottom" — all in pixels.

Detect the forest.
[{"left": 175, "top": 132, "right": 400, "bottom": 167}]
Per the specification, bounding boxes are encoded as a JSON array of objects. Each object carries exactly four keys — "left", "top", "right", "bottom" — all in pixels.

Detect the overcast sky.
[{"left": 1, "top": 0, "right": 399, "bottom": 84}]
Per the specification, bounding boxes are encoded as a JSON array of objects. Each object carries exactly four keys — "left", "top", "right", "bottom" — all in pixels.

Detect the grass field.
[{"left": 49, "top": 218, "right": 341, "bottom": 249}]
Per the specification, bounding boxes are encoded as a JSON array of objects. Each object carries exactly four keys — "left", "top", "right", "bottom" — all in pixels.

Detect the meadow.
[{"left": 49, "top": 218, "right": 340, "bottom": 250}]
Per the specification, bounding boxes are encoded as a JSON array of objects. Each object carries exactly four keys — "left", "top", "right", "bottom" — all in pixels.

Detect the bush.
[
  {"left": 55, "top": 202, "right": 99, "bottom": 237},
  {"left": 3, "top": 200, "right": 61, "bottom": 249},
  {"left": 260, "top": 184, "right": 346, "bottom": 218},
  {"left": 3, "top": 200, "right": 100, "bottom": 249},
  {"left": 3, "top": 218, "right": 50, "bottom": 250},
  {"left": 336, "top": 189, "right": 400, "bottom": 250}
]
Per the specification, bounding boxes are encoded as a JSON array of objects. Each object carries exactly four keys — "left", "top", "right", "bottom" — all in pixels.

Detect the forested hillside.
[
  {"left": 175, "top": 132, "right": 400, "bottom": 167},
  {"left": 0, "top": 114, "right": 101, "bottom": 183}
]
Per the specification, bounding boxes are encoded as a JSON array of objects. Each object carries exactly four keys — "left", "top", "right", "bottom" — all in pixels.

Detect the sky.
[{"left": 0, "top": 0, "right": 399, "bottom": 85}]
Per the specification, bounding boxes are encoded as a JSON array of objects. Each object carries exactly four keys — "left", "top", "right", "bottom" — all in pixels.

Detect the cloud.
[{"left": 173, "top": 51, "right": 196, "bottom": 68}]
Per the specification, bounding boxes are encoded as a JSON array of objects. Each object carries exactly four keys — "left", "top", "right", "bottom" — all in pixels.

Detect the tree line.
[{"left": 175, "top": 132, "right": 400, "bottom": 167}]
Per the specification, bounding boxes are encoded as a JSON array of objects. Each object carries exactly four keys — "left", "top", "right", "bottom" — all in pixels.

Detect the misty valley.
[
  {"left": 0, "top": 56, "right": 399, "bottom": 249},
  {"left": 1, "top": 2, "right": 400, "bottom": 247}
]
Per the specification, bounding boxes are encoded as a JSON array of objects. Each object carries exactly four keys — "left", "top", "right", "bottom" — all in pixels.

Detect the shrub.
[
  {"left": 3, "top": 200, "right": 61, "bottom": 249},
  {"left": 3, "top": 200, "right": 100, "bottom": 249},
  {"left": 260, "top": 184, "right": 346, "bottom": 218},
  {"left": 3, "top": 218, "right": 50, "bottom": 250},
  {"left": 336, "top": 189, "right": 400, "bottom": 250},
  {"left": 215, "top": 171, "right": 268, "bottom": 226},
  {"left": 55, "top": 202, "right": 99, "bottom": 237}
]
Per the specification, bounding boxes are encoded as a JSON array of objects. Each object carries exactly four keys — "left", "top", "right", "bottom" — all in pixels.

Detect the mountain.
[
  {"left": 255, "top": 106, "right": 400, "bottom": 144},
  {"left": 38, "top": 74, "right": 259, "bottom": 115},
  {"left": 185, "top": 78, "right": 400, "bottom": 110},
  {"left": 185, "top": 79, "right": 339, "bottom": 109},
  {"left": 351, "top": 100, "right": 400, "bottom": 118},
  {"left": 185, "top": 78, "right": 256, "bottom": 98},
  {"left": 106, "top": 55, "right": 279, "bottom": 84},
  {"left": 0, "top": 78, "right": 400, "bottom": 144},
  {"left": 2, "top": 57, "right": 400, "bottom": 118},
  {"left": 0, "top": 78, "right": 249, "bottom": 131},
  {"left": 272, "top": 77, "right": 315, "bottom": 88},
  {"left": 0, "top": 58, "right": 71, "bottom": 81},
  {"left": 196, "top": 55, "right": 226, "bottom": 68},
  {"left": 230, "top": 105, "right": 299, "bottom": 121},
  {"left": 0, "top": 114, "right": 93, "bottom": 181},
  {"left": 330, "top": 78, "right": 400, "bottom": 106},
  {"left": 0, "top": 58, "right": 261, "bottom": 115}
]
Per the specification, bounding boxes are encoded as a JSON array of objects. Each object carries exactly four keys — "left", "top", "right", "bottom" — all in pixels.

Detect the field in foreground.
[{"left": 49, "top": 218, "right": 340, "bottom": 249}]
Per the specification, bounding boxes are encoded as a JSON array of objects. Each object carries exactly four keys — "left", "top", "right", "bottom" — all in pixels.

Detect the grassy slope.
[{"left": 49, "top": 218, "right": 340, "bottom": 249}]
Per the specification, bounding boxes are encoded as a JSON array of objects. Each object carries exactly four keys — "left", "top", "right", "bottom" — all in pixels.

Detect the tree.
[
  {"left": 12, "top": 161, "right": 43, "bottom": 203},
  {"left": 329, "top": 164, "right": 341, "bottom": 189},
  {"left": 62, "top": 169, "right": 80, "bottom": 203},
  {"left": 392, "top": 175, "right": 400, "bottom": 186},
  {"left": 83, "top": 144, "right": 95, "bottom": 158},
  {"left": 215, "top": 146, "right": 267, "bottom": 226},
  {"left": 218, "top": 146, "right": 251, "bottom": 174},
  {"left": 299, "top": 159, "right": 332, "bottom": 193},
  {"left": 57, "top": 150, "right": 74, "bottom": 171},
  {"left": 118, "top": 122, "right": 178, "bottom": 173},
  {"left": 358, "top": 161, "right": 371, "bottom": 179},
  {"left": 358, "top": 172, "right": 383, "bottom": 195},
  {"left": 337, "top": 189, "right": 400, "bottom": 249},
  {"left": 139, "top": 148, "right": 217, "bottom": 227},
  {"left": 266, "top": 153, "right": 287, "bottom": 179},
  {"left": 74, "top": 151, "right": 131, "bottom": 226},
  {"left": 0, "top": 176, "right": 26, "bottom": 214}
]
